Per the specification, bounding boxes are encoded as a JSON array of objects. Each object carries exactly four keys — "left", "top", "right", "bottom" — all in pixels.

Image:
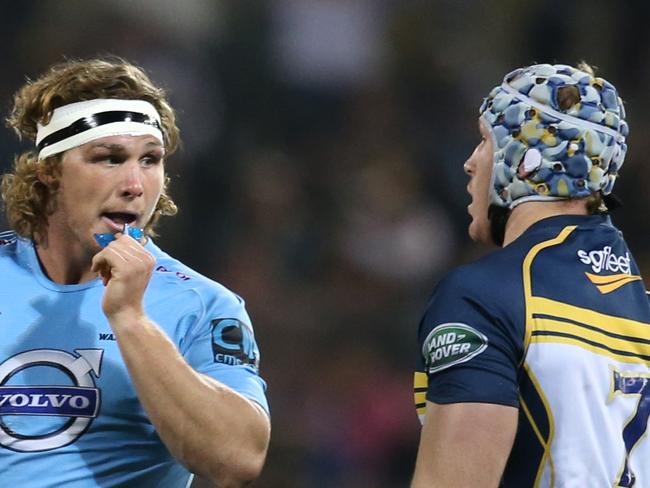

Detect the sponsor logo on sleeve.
[
  {"left": 211, "top": 319, "right": 260, "bottom": 369},
  {"left": 422, "top": 323, "right": 488, "bottom": 374}
]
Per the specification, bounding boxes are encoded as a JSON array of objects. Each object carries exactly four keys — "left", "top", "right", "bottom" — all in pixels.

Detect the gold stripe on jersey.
[
  {"left": 520, "top": 364, "right": 556, "bottom": 488},
  {"left": 529, "top": 296, "right": 650, "bottom": 364},
  {"left": 519, "top": 225, "right": 576, "bottom": 484},
  {"left": 413, "top": 371, "right": 428, "bottom": 418},
  {"left": 522, "top": 225, "right": 650, "bottom": 362},
  {"left": 522, "top": 225, "right": 578, "bottom": 354},
  {"left": 585, "top": 272, "right": 642, "bottom": 294},
  {"left": 530, "top": 335, "right": 650, "bottom": 364}
]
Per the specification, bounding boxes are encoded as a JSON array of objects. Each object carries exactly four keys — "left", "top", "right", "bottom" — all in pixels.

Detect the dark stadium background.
[{"left": 1, "top": 1, "right": 648, "bottom": 486}]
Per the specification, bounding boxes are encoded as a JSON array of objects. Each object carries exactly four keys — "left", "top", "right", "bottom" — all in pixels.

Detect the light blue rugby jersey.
[{"left": 0, "top": 231, "right": 268, "bottom": 487}]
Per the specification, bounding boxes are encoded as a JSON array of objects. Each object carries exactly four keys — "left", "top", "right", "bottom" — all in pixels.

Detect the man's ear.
[
  {"left": 37, "top": 171, "right": 54, "bottom": 186},
  {"left": 36, "top": 157, "right": 61, "bottom": 187}
]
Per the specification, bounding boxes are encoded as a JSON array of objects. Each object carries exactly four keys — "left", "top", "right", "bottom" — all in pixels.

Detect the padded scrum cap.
[{"left": 479, "top": 64, "right": 628, "bottom": 208}]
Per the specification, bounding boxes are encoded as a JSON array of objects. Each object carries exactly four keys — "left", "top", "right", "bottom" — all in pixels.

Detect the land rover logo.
[
  {"left": 422, "top": 323, "right": 488, "bottom": 373},
  {"left": 0, "top": 349, "right": 103, "bottom": 452}
]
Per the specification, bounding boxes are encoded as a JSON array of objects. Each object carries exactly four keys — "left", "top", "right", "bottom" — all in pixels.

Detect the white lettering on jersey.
[
  {"left": 577, "top": 246, "right": 631, "bottom": 274},
  {"left": 0, "top": 349, "right": 103, "bottom": 452}
]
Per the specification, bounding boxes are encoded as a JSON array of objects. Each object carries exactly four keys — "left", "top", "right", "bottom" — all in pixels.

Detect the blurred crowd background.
[{"left": 1, "top": 1, "right": 649, "bottom": 486}]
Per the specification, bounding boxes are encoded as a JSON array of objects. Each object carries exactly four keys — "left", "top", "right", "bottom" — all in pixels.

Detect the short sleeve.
[
  {"left": 417, "top": 271, "right": 523, "bottom": 408},
  {"left": 181, "top": 289, "right": 269, "bottom": 415}
]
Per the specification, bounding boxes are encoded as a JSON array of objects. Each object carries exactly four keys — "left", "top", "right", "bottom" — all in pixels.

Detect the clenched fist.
[{"left": 91, "top": 233, "right": 156, "bottom": 322}]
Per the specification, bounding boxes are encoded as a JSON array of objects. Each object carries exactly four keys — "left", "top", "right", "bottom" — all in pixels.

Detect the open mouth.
[{"left": 102, "top": 212, "right": 137, "bottom": 228}]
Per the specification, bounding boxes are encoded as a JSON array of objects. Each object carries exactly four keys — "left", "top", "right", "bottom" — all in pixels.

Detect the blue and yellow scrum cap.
[{"left": 480, "top": 63, "right": 628, "bottom": 208}]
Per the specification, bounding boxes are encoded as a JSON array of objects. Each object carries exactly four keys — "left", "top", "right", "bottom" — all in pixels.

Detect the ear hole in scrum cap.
[
  {"left": 517, "top": 148, "right": 542, "bottom": 179},
  {"left": 556, "top": 85, "right": 581, "bottom": 111}
]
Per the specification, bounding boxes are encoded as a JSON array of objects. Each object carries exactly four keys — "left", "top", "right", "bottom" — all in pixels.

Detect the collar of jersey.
[
  {"left": 17, "top": 237, "right": 158, "bottom": 292},
  {"left": 522, "top": 213, "right": 613, "bottom": 238}
]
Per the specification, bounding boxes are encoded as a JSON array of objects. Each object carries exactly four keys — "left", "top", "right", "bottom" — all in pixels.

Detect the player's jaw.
[
  {"left": 466, "top": 183, "right": 491, "bottom": 244},
  {"left": 464, "top": 120, "right": 494, "bottom": 244}
]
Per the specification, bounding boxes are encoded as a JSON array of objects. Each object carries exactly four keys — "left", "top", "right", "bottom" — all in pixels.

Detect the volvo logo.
[{"left": 0, "top": 349, "right": 103, "bottom": 452}]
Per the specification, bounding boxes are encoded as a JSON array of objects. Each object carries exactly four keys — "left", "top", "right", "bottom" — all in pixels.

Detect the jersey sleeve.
[
  {"left": 180, "top": 287, "right": 269, "bottom": 415},
  {"left": 417, "top": 269, "right": 524, "bottom": 408}
]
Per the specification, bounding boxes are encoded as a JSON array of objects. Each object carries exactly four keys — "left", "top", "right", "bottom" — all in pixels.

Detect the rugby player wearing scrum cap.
[
  {"left": 412, "top": 63, "right": 650, "bottom": 487},
  {"left": 0, "top": 57, "right": 269, "bottom": 487}
]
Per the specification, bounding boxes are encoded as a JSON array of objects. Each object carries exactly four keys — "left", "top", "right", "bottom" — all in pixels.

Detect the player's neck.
[
  {"left": 503, "top": 200, "right": 589, "bottom": 247},
  {"left": 34, "top": 231, "right": 97, "bottom": 285}
]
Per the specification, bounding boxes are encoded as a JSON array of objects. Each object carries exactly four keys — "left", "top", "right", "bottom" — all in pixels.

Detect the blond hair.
[{"left": 1, "top": 57, "right": 180, "bottom": 239}]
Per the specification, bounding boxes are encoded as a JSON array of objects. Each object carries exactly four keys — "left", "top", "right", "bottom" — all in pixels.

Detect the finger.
[
  {"left": 90, "top": 257, "right": 112, "bottom": 285},
  {"left": 92, "top": 244, "right": 152, "bottom": 284},
  {"left": 113, "top": 235, "right": 155, "bottom": 262},
  {"left": 109, "top": 246, "right": 147, "bottom": 264},
  {"left": 91, "top": 251, "right": 107, "bottom": 273},
  {"left": 119, "top": 230, "right": 146, "bottom": 247},
  {"left": 100, "top": 268, "right": 111, "bottom": 286},
  {"left": 90, "top": 246, "right": 128, "bottom": 277},
  {"left": 122, "top": 243, "right": 152, "bottom": 261},
  {"left": 105, "top": 246, "right": 130, "bottom": 263}
]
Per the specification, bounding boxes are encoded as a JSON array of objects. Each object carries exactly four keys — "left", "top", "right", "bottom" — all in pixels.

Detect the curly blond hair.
[{"left": 1, "top": 56, "right": 180, "bottom": 239}]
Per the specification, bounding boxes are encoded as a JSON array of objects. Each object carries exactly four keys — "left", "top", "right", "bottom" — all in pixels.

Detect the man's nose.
[
  {"left": 463, "top": 159, "right": 473, "bottom": 176},
  {"left": 119, "top": 162, "right": 144, "bottom": 198}
]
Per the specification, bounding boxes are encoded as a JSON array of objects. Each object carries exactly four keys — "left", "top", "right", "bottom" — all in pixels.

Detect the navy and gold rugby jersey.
[{"left": 415, "top": 214, "right": 650, "bottom": 487}]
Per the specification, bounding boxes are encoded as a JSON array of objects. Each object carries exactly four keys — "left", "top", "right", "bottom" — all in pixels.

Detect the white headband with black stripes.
[{"left": 36, "top": 99, "right": 163, "bottom": 160}]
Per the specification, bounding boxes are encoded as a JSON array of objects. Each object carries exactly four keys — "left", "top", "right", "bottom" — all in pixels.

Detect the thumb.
[{"left": 91, "top": 253, "right": 112, "bottom": 286}]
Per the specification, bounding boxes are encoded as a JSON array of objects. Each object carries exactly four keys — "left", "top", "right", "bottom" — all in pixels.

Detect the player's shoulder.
[
  {"left": 435, "top": 215, "right": 601, "bottom": 288},
  {"left": 436, "top": 243, "right": 528, "bottom": 299},
  {"left": 0, "top": 230, "right": 18, "bottom": 246},
  {"left": 0, "top": 231, "right": 19, "bottom": 257},
  {"left": 422, "top": 224, "right": 561, "bottom": 324},
  {"left": 147, "top": 241, "right": 246, "bottom": 309},
  {"left": 418, "top": 245, "right": 529, "bottom": 366}
]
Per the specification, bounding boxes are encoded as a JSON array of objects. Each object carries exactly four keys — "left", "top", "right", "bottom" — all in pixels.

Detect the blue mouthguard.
[{"left": 94, "top": 223, "right": 144, "bottom": 249}]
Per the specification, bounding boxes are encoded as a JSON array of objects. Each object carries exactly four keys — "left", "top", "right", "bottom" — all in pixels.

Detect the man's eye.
[
  {"left": 141, "top": 156, "right": 161, "bottom": 166},
  {"left": 93, "top": 155, "right": 117, "bottom": 164}
]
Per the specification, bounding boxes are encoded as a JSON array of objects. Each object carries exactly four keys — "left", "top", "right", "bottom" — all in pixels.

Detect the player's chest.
[{"left": 0, "top": 290, "right": 143, "bottom": 434}]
